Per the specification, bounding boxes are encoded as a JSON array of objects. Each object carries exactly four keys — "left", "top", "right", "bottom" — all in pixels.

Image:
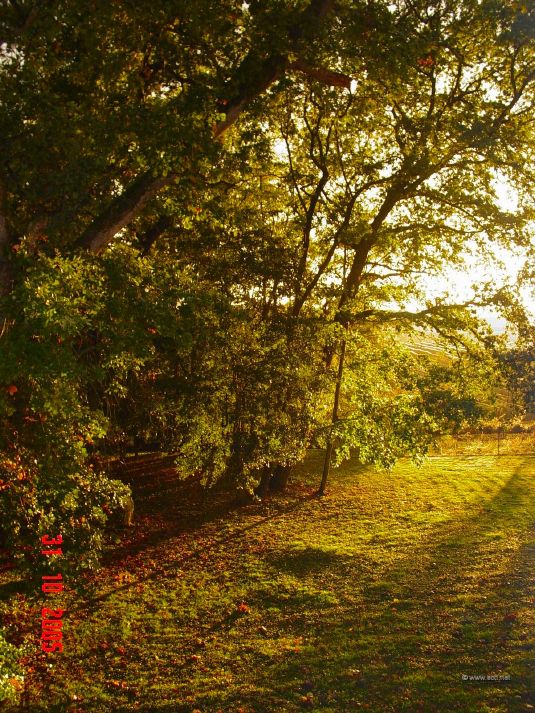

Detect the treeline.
[{"left": 0, "top": 0, "right": 533, "bottom": 582}]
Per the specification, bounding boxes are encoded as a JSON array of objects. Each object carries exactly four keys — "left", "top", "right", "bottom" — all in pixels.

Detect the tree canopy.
[{"left": 0, "top": 0, "right": 533, "bottom": 577}]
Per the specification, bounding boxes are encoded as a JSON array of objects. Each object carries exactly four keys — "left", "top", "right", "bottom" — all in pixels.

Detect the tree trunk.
[
  {"left": 270, "top": 463, "right": 292, "bottom": 493},
  {"left": 0, "top": 180, "right": 13, "bottom": 300},
  {"left": 255, "top": 465, "right": 272, "bottom": 498},
  {"left": 318, "top": 337, "right": 346, "bottom": 495}
]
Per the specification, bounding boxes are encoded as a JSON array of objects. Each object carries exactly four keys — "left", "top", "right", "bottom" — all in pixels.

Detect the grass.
[{"left": 1, "top": 450, "right": 534, "bottom": 712}]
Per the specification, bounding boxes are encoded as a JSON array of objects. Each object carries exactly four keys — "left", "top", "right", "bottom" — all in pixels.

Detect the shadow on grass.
[
  {"left": 269, "top": 547, "right": 348, "bottom": 577},
  {"left": 18, "top": 455, "right": 533, "bottom": 713},
  {"left": 185, "top": 457, "right": 535, "bottom": 713},
  {"left": 73, "top": 490, "right": 318, "bottom": 613},
  {"left": 102, "top": 453, "right": 318, "bottom": 563}
]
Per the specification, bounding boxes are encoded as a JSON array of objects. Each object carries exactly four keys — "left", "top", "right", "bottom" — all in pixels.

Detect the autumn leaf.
[
  {"left": 417, "top": 56, "right": 434, "bottom": 67},
  {"left": 300, "top": 693, "right": 314, "bottom": 707}
]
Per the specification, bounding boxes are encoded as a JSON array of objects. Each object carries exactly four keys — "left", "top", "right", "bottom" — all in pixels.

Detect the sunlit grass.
[{"left": 1, "top": 451, "right": 534, "bottom": 712}]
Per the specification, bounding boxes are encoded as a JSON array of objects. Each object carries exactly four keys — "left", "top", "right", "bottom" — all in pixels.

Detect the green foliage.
[
  {"left": 0, "top": 250, "right": 159, "bottom": 575},
  {"left": 500, "top": 339, "right": 535, "bottom": 418},
  {"left": 0, "top": 444, "right": 129, "bottom": 578},
  {"left": 314, "top": 334, "right": 436, "bottom": 469},
  {"left": 0, "top": 0, "right": 533, "bottom": 584},
  {"left": 417, "top": 361, "right": 491, "bottom": 431},
  {"left": 315, "top": 329, "right": 510, "bottom": 470},
  {"left": 172, "top": 316, "right": 331, "bottom": 491}
]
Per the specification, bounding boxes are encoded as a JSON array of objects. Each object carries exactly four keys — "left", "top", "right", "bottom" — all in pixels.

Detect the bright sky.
[{"left": 419, "top": 181, "right": 534, "bottom": 333}]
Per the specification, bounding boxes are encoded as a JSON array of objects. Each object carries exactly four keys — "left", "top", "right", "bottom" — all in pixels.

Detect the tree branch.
[
  {"left": 138, "top": 215, "right": 173, "bottom": 256},
  {"left": 289, "top": 59, "right": 353, "bottom": 90},
  {"left": 336, "top": 235, "right": 374, "bottom": 317},
  {"left": 295, "top": 113, "right": 331, "bottom": 288},
  {"left": 73, "top": 172, "right": 170, "bottom": 253},
  {"left": 293, "top": 192, "right": 358, "bottom": 317},
  {"left": 74, "top": 0, "right": 340, "bottom": 254},
  {"left": 350, "top": 297, "right": 497, "bottom": 326}
]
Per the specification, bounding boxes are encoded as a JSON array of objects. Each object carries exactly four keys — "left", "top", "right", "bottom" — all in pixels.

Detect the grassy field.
[{"left": 2, "top": 451, "right": 534, "bottom": 712}]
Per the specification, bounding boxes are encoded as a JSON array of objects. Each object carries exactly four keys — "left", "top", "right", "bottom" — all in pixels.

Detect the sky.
[{"left": 420, "top": 181, "right": 534, "bottom": 334}]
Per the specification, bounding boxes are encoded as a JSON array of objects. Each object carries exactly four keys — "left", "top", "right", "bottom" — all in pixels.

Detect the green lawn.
[{"left": 3, "top": 452, "right": 535, "bottom": 712}]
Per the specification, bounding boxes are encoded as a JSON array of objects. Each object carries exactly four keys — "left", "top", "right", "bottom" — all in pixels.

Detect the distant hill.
[{"left": 399, "top": 333, "right": 452, "bottom": 364}]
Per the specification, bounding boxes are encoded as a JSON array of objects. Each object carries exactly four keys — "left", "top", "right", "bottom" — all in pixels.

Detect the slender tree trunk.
[
  {"left": 0, "top": 180, "right": 13, "bottom": 299},
  {"left": 318, "top": 337, "right": 346, "bottom": 495}
]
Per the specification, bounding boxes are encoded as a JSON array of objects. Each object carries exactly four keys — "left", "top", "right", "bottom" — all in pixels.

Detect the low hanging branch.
[{"left": 350, "top": 296, "right": 501, "bottom": 326}]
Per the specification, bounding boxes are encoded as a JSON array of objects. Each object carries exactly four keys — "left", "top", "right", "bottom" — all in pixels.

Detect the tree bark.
[
  {"left": 269, "top": 463, "right": 292, "bottom": 493},
  {"left": 289, "top": 59, "right": 352, "bottom": 90}
]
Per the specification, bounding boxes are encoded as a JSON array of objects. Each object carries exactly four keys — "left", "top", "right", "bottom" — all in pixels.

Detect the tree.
[
  {"left": 0, "top": 0, "right": 533, "bottom": 570},
  {"left": 500, "top": 328, "right": 535, "bottom": 419},
  {"left": 258, "top": 1, "right": 535, "bottom": 488}
]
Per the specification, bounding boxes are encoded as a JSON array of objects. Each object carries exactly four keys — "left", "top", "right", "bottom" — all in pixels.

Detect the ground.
[{"left": 2, "top": 449, "right": 534, "bottom": 712}]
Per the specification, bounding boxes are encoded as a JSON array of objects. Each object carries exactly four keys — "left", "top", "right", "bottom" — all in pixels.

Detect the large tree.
[{"left": 0, "top": 0, "right": 533, "bottom": 572}]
